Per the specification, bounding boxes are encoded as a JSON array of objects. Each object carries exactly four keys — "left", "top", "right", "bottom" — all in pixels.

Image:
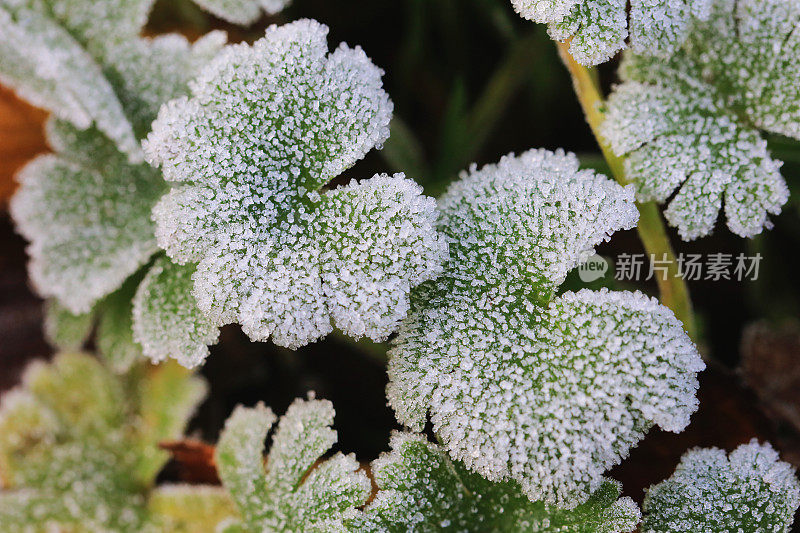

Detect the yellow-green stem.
[{"left": 556, "top": 41, "right": 697, "bottom": 339}]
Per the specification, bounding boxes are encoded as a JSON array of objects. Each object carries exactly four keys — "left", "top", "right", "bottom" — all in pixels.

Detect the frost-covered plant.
[
  {"left": 0, "top": 352, "right": 207, "bottom": 531},
  {"left": 387, "top": 149, "right": 705, "bottom": 509},
  {"left": 641, "top": 440, "right": 800, "bottom": 532},
  {"left": 351, "top": 432, "right": 641, "bottom": 532},
  {"left": 143, "top": 19, "right": 446, "bottom": 358},
  {"left": 4, "top": 0, "right": 232, "bottom": 369},
  {"left": 510, "top": 0, "right": 711, "bottom": 66},
  {"left": 3, "top": 1, "right": 800, "bottom": 532},
  {"left": 601, "top": 0, "right": 796, "bottom": 240},
  {"left": 215, "top": 398, "right": 371, "bottom": 531}
]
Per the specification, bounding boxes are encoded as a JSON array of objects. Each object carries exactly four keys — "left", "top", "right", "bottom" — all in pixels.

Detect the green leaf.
[
  {"left": 132, "top": 361, "right": 208, "bottom": 486},
  {"left": 144, "top": 20, "right": 446, "bottom": 353},
  {"left": 387, "top": 149, "right": 704, "bottom": 508},
  {"left": 216, "top": 399, "right": 371, "bottom": 532},
  {"left": 132, "top": 256, "right": 220, "bottom": 368},
  {"left": 10, "top": 120, "right": 166, "bottom": 314},
  {"left": 102, "top": 31, "right": 227, "bottom": 139},
  {"left": 510, "top": 0, "right": 711, "bottom": 66},
  {"left": 0, "top": 4, "right": 141, "bottom": 159},
  {"left": 351, "top": 432, "right": 640, "bottom": 532},
  {"left": 0, "top": 353, "right": 146, "bottom": 531},
  {"left": 602, "top": 0, "right": 796, "bottom": 239},
  {"left": 0, "top": 353, "right": 208, "bottom": 531},
  {"left": 642, "top": 440, "right": 800, "bottom": 532}
]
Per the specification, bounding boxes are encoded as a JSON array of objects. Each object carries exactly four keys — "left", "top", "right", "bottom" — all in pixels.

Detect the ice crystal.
[
  {"left": 510, "top": 0, "right": 711, "bottom": 66},
  {"left": 215, "top": 398, "right": 371, "bottom": 532},
  {"left": 351, "top": 432, "right": 640, "bottom": 532},
  {"left": 144, "top": 19, "right": 446, "bottom": 350},
  {"left": 133, "top": 256, "right": 220, "bottom": 368},
  {"left": 194, "top": 0, "right": 292, "bottom": 24},
  {"left": 601, "top": 0, "right": 796, "bottom": 240},
  {"left": 387, "top": 149, "right": 705, "bottom": 509},
  {"left": 0, "top": 352, "right": 206, "bottom": 532},
  {"left": 642, "top": 440, "right": 800, "bottom": 532}
]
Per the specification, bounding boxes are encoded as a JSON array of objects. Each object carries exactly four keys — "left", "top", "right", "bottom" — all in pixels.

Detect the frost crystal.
[
  {"left": 387, "top": 149, "right": 705, "bottom": 509},
  {"left": 0, "top": 352, "right": 206, "bottom": 532},
  {"left": 510, "top": 0, "right": 711, "bottom": 66},
  {"left": 601, "top": 0, "right": 796, "bottom": 240},
  {"left": 145, "top": 19, "right": 446, "bottom": 350},
  {"left": 642, "top": 440, "right": 800, "bottom": 532},
  {"left": 215, "top": 398, "right": 371, "bottom": 532},
  {"left": 194, "top": 0, "right": 292, "bottom": 24},
  {"left": 351, "top": 432, "right": 640, "bottom": 532}
]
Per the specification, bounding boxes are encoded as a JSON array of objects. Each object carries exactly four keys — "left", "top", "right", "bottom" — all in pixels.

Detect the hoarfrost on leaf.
[
  {"left": 215, "top": 398, "right": 371, "bottom": 532},
  {"left": 144, "top": 19, "right": 446, "bottom": 351},
  {"left": 350, "top": 432, "right": 641, "bottom": 532},
  {"left": 387, "top": 148, "right": 705, "bottom": 509},
  {"left": 601, "top": 0, "right": 796, "bottom": 240},
  {"left": 0, "top": 352, "right": 206, "bottom": 531},
  {"left": 10, "top": 119, "right": 166, "bottom": 314},
  {"left": 510, "top": 0, "right": 711, "bottom": 66},
  {"left": 642, "top": 440, "right": 800, "bottom": 532},
  {"left": 0, "top": 2, "right": 141, "bottom": 159},
  {"left": 132, "top": 256, "right": 220, "bottom": 369}
]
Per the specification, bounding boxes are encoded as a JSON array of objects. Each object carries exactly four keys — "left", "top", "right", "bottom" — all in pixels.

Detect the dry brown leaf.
[{"left": 0, "top": 85, "right": 48, "bottom": 207}]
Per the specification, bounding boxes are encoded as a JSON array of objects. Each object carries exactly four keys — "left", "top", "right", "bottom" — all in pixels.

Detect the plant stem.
[{"left": 556, "top": 41, "right": 697, "bottom": 339}]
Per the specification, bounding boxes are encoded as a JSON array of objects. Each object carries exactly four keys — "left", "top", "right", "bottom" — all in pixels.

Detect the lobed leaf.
[
  {"left": 352, "top": 432, "right": 640, "bottom": 532},
  {"left": 216, "top": 398, "right": 371, "bottom": 532},
  {"left": 144, "top": 20, "right": 445, "bottom": 357},
  {"left": 510, "top": 0, "right": 711, "bottom": 66},
  {"left": 387, "top": 149, "right": 704, "bottom": 509},
  {"left": 642, "top": 440, "right": 800, "bottom": 532},
  {"left": 601, "top": 0, "right": 796, "bottom": 239},
  {"left": 10, "top": 120, "right": 166, "bottom": 314},
  {"left": 132, "top": 256, "right": 220, "bottom": 368},
  {"left": 0, "top": 353, "right": 207, "bottom": 532}
]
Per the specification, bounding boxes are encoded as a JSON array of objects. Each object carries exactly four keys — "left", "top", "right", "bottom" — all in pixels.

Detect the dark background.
[{"left": 2, "top": 0, "right": 800, "bottom": 520}]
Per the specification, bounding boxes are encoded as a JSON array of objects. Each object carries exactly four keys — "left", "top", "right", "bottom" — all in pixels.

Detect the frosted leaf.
[
  {"left": 216, "top": 399, "right": 371, "bottom": 532},
  {"left": 132, "top": 256, "right": 220, "bottom": 368},
  {"left": 0, "top": 353, "right": 206, "bottom": 531},
  {"left": 642, "top": 440, "right": 800, "bottom": 532},
  {"left": 0, "top": 4, "right": 141, "bottom": 160},
  {"left": 43, "top": 298, "right": 94, "bottom": 352},
  {"left": 510, "top": 0, "right": 711, "bottom": 66},
  {"left": 351, "top": 432, "right": 640, "bottom": 532},
  {"left": 103, "top": 31, "right": 227, "bottom": 139},
  {"left": 387, "top": 149, "right": 704, "bottom": 509},
  {"left": 10, "top": 119, "right": 166, "bottom": 314},
  {"left": 193, "top": 0, "right": 292, "bottom": 24},
  {"left": 601, "top": 0, "right": 796, "bottom": 240},
  {"left": 145, "top": 20, "right": 445, "bottom": 350}
]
